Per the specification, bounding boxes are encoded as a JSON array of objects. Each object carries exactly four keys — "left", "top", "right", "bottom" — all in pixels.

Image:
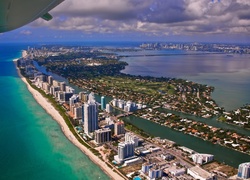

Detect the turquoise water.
[
  {"left": 133, "top": 176, "right": 141, "bottom": 180},
  {"left": 1, "top": 43, "right": 249, "bottom": 178},
  {"left": 0, "top": 44, "right": 109, "bottom": 180}
]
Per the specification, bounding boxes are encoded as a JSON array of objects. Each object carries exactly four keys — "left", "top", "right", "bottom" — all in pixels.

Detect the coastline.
[{"left": 14, "top": 59, "right": 124, "bottom": 180}]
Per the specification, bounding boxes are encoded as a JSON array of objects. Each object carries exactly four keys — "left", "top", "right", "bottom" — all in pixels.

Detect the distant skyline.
[{"left": 1, "top": 0, "right": 250, "bottom": 43}]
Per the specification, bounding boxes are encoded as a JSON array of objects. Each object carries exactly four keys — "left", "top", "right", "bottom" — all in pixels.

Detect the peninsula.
[
  {"left": 16, "top": 45, "right": 250, "bottom": 180},
  {"left": 15, "top": 57, "right": 125, "bottom": 180}
]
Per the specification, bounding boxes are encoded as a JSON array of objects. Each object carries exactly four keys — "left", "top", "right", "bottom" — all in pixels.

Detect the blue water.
[
  {"left": 0, "top": 43, "right": 109, "bottom": 179},
  {"left": 121, "top": 51, "right": 250, "bottom": 111},
  {"left": 0, "top": 42, "right": 249, "bottom": 178},
  {"left": 133, "top": 176, "right": 141, "bottom": 180}
]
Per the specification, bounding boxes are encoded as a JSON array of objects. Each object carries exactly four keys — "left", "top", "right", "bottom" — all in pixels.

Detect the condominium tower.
[
  {"left": 238, "top": 162, "right": 250, "bottom": 179},
  {"left": 84, "top": 94, "right": 99, "bottom": 135}
]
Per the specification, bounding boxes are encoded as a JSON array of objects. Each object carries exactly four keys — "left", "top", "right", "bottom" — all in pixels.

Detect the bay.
[
  {"left": 120, "top": 51, "right": 250, "bottom": 111},
  {"left": 32, "top": 44, "right": 250, "bottom": 168},
  {"left": 2, "top": 42, "right": 249, "bottom": 176}
]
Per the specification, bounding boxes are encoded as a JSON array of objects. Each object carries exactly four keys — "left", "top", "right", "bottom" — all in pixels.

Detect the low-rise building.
[
  {"left": 169, "top": 168, "right": 186, "bottom": 177},
  {"left": 187, "top": 166, "right": 216, "bottom": 180},
  {"left": 179, "top": 146, "right": 196, "bottom": 154},
  {"left": 124, "top": 157, "right": 142, "bottom": 166}
]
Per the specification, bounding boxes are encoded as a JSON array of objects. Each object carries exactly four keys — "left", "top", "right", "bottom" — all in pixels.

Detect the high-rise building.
[
  {"left": 36, "top": 74, "right": 46, "bottom": 82},
  {"left": 57, "top": 91, "right": 64, "bottom": 102},
  {"left": 94, "top": 128, "right": 111, "bottom": 144},
  {"left": 88, "top": 92, "right": 95, "bottom": 102},
  {"left": 124, "top": 105, "right": 131, "bottom": 112},
  {"left": 66, "top": 86, "right": 75, "bottom": 93},
  {"left": 60, "top": 81, "right": 66, "bottom": 91},
  {"left": 84, "top": 95, "right": 99, "bottom": 135},
  {"left": 52, "top": 80, "right": 60, "bottom": 87},
  {"left": 114, "top": 122, "right": 125, "bottom": 136},
  {"left": 81, "top": 105, "right": 84, "bottom": 124},
  {"left": 69, "top": 94, "right": 79, "bottom": 110},
  {"left": 50, "top": 86, "right": 60, "bottom": 96},
  {"left": 125, "top": 132, "right": 139, "bottom": 147},
  {"left": 149, "top": 167, "right": 163, "bottom": 179},
  {"left": 124, "top": 101, "right": 137, "bottom": 112},
  {"left": 42, "top": 82, "right": 50, "bottom": 93},
  {"left": 79, "top": 91, "right": 89, "bottom": 102},
  {"left": 101, "top": 96, "right": 106, "bottom": 110},
  {"left": 63, "top": 92, "right": 74, "bottom": 103},
  {"left": 117, "top": 141, "right": 135, "bottom": 161},
  {"left": 48, "top": 76, "right": 53, "bottom": 85},
  {"left": 118, "top": 99, "right": 125, "bottom": 109},
  {"left": 238, "top": 162, "right": 250, "bottom": 179},
  {"left": 112, "top": 99, "right": 118, "bottom": 107},
  {"left": 106, "top": 104, "right": 112, "bottom": 113},
  {"left": 73, "top": 104, "right": 83, "bottom": 119},
  {"left": 141, "top": 163, "right": 153, "bottom": 174}
]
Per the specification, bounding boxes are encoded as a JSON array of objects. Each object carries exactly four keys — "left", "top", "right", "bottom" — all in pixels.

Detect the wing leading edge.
[{"left": 0, "top": 0, "right": 64, "bottom": 33}]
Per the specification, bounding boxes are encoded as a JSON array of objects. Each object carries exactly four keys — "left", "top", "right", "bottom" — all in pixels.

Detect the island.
[{"left": 15, "top": 45, "right": 250, "bottom": 180}]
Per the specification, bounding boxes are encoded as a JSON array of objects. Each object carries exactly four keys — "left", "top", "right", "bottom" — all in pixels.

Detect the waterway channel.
[
  {"left": 122, "top": 115, "right": 250, "bottom": 168},
  {"left": 157, "top": 108, "right": 250, "bottom": 136},
  {"left": 34, "top": 61, "right": 250, "bottom": 168}
]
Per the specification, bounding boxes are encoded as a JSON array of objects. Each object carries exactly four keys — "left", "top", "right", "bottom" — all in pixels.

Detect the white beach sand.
[{"left": 14, "top": 60, "right": 125, "bottom": 180}]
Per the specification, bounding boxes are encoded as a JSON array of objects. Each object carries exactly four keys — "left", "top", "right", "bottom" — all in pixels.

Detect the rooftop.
[{"left": 188, "top": 166, "right": 214, "bottom": 179}]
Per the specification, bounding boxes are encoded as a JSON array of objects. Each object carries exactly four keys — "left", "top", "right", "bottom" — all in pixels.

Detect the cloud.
[
  {"left": 29, "top": 0, "right": 250, "bottom": 38},
  {"left": 52, "top": 0, "right": 152, "bottom": 20},
  {"left": 20, "top": 30, "right": 32, "bottom": 35}
]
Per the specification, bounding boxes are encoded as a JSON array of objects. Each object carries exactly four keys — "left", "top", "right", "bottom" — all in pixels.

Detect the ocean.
[
  {"left": 0, "top": 42, "right": 249, "bottom": 178},
  {"left": 0, "top": 43, "right": 109, "bottom": 180}
]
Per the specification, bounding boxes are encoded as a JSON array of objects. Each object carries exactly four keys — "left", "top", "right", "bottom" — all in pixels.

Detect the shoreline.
[
  {"left": 14, "top": 59, "right": 124, "bottom": 180},
  {"left": 131, "top": 111, "right": 250, "bottom": 156}
]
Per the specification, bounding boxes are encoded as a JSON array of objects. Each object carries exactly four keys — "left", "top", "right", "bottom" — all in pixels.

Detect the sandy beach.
[{"left": 14, "top": 60, "right": 125, "bottom": 180}]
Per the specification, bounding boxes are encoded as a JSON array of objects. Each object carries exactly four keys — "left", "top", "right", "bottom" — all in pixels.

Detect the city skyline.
[
  {"left": 0, "top": 0, "right": 250, "bottom": 43},
  {"left": 12, "top": 40, "right": 250, "bottom": 180}
]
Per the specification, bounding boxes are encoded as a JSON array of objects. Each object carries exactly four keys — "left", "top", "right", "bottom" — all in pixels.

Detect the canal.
[
  {"left": 122, "top": 115, "right": 250, "bottom": 168},
  {"left": 34, "top": 61, "right": 250, "bottom": 168},
  {"left": 157, "top": 108, "right": 250, "bottom": 136}
]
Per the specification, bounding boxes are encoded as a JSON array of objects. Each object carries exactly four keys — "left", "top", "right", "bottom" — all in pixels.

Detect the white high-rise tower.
[
  {"left": 84, "top": 93, "right": 99, "bottom": 135},
  {"left": 238, "top": 162, "right": 250, "bottom": 179}
]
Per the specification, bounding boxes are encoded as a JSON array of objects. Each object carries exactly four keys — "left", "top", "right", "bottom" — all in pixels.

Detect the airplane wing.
[{"left": 0, "top": 0, "right": 64, "bottom": 33}]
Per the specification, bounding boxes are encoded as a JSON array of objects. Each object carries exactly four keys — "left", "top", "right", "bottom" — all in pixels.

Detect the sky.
[{"left": 1, "top": 0, "right": 250, "bottom": 43}]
